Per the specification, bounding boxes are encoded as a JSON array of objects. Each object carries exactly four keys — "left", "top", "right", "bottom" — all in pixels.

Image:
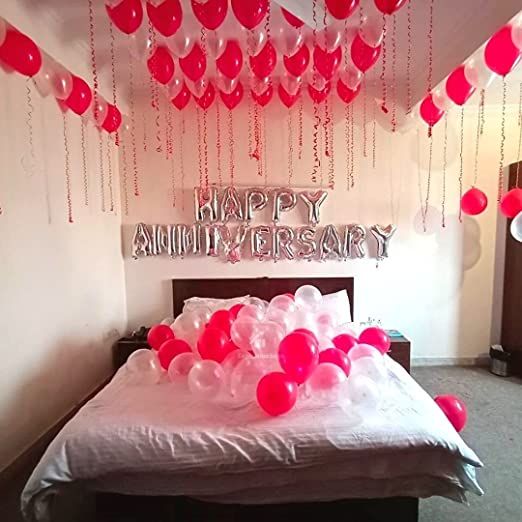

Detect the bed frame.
[{"left": 106, "top": 277, "right": 418, "bottom": 522}]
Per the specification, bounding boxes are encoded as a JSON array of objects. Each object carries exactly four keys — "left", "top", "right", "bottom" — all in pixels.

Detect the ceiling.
[{"left": 2, "top": 0, "right": 521, "bottom": 114}]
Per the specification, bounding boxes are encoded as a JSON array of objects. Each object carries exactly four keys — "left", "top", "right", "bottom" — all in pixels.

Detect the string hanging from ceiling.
[
  {"left": 62, "top": 111, "right": 73, "bottom": 223},
  {"left": 80, "top": 119, "right": 89, "bottom": 206}
]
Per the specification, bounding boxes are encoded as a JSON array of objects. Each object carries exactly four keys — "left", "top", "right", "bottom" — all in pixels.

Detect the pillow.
[
  {"left": 182, "top": 295, "right": 250, "bottom": 314},
  {"left": 322, "top": 289, "right": 351, "bottom": 325}
]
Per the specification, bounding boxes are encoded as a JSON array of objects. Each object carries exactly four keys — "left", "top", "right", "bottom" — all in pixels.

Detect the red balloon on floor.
[
  {"left": 434, "top": 395, "right": 467, "bottom": 432},
  {"left": 147, "top": 324, "right": 175, "bottom": 350},
  {"left": 229, "top": 303, "right": 245, "bottom": 319},
  {"left": 461, "top": 188, "right": 488, "bottom": 216},
  {"left": 257, "top": 372, "right": 298, "bottom": 416}
]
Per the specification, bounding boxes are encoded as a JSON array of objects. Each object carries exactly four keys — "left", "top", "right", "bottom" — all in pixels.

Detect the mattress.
[{"left": 22, "top": 357, "right": 483, "bottom": 522}]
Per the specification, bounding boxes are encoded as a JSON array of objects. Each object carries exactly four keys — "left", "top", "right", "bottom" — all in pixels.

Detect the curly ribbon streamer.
[
  {"left": 442, "top": 113, "right": 448, "bottom": 228},
  {"left": 98, "top": 131, "right": 105, "bottom": 213},
  {"left": 362, "top": 78, "right": 367, "bottom": 158},
  {"left": 203, "top": 108, "right": 209, "bottom": 189},
  {"left": 62, "top": 113, "right": 73, "bottom": 223},
  {"left": 108, "top": 21, "right": 119, "bottom": 147},
  {"left": 422, "top": 133, "right": 433, "bottom": 232},
  {"left": 196, "top": 107, "right": 203, "bottom": 188},
  {"left": 312, "top": 103, "right": 320, "bottom": 184},
  {"left": 106, "top": 134, "right": 115, "bottom": 213},
  {"left": 498, "top": 77, "right": 506, "bottom": 202},
  {"left": 287, "top": 108, "right": 294, "bottom": 187},
  {"left": 180, "top": 115, "right": 185, "bottom": 211},
  {"left": 24, "top": 81, "right": 36, "bottom": 176},
  {"left": 228, "top": 109, "right": 235, "bottom": 186},
  {"left": 216, "top": 102, "right": 223, "bottom": 186},
  {"left": 324, "top": 97, "right": 331, "bottom": 157},
  {"left": 81, "top": 120, "right": 89, "bottom": 206},
  {"left": 380, "top": 13, "right": 387, "bottom": 113},
  {"left": 516, "top": 83, "right": 522, "bottom": 187},
  {"left": 391, "top": 14, "right": 397, "bottom": 133},
  {"left": 298, "top": 97, "right": 303, "bottom": 160},
  {"left": 344, "top": 103, "right": 350, "bottom": 190},
  {"left": 458, "top": 106, "right": 465, "bottom": 221},
  {"left": 473, "top": 96, "right": 482, "bottom": 187},
  {"left": 128, "top": 50, "right": 139, "bottom": 196},
  {"left": 406, "top": 1, "right": 412, "bottom": 114},
  {"left": 121, "top": 129, "right": 129, "bottom": 216}
]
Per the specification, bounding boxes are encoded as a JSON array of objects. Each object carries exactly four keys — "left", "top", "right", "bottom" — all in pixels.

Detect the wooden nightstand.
[{"left": 386, "top": 331, "right": 411, "bottom": 373}]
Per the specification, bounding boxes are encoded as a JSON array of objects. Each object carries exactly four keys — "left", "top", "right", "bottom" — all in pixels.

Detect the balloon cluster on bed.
[
  {"left": 128, "top": 285, "right": 393, "bottom": 417},
  {"left": 103, "top": 0, "right": 404, "bottom": 111}
]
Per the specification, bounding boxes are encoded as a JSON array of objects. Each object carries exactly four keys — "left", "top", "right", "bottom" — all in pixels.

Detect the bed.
[{"left": 21, "top": 277, "right": 483, "bottom": 522}]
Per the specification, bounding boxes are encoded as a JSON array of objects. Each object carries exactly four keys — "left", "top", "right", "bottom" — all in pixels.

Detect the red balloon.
[
  {"left": 319, "top": 348, "right": 351, "bottom": 376},
  {"left": 278, "top": 332, "right": 319, "bottom": 384},
  {"left": 314, "top": 45, "right": 342, "bottom": 80},
  {"left": 198, "top": 327, "right": 230, "bottom": 362},
  {"left": 191, "top": 0, "right": 228, "bottom": 30},
  {"left": 147, "top": 46, "right": 175, "bottom": 85},
  {"left": 147, "top": 324, "right": 175, "bottom": 350},
  {"left": 374, "top": 0, "right": 407, "bottom": 15},
  {"left": 326, "top": 0, "right": 359, "bottom": 20},
  {"left": 65, "top": 76, "right": 92, "bottom": 116},
  {"left": 278, "top": 84, "right": 300, "bottom": 108},
  {"left": 250, "top": 41, "right": 277, "bottom": 80},
  {"left": 216, "top": 40, "right": 243, "bottom": 79},
  {"left": 229, "top": 303, "right": 245, "bottom": 319},
  {"left": 359, "top": 327, "right": 390, "bottom": 354},
  {"left": 332, "top": 333, "right": 358, "bottom": 353},
  {"left": 336, "top": 78, "right": 361, "bottom": 104},
  {"left": 308, "top": 82, "right": 331, "bottom": 104},
  {"left": 220, "top": 81, "right": 244, "bottom": 110},
  {"left": 171, "top": 82, "right": 191, "bottom": 110},
  {"left": 256, "top": 372, "right": 298, "bottom": 416},
  {"left": 281, "top": 8, "right": 304, "bottom": 28},
  {"left": 434, "top": 395, "right": 467, "bottom": 432},
  {"left": 251, "top": 84, "right": 273, "bottom": 107},
  {"left": 146, "top": 0, "right": 182, "bottom": 37},
  {"left": 500, "top": 188, "right": 522, "bottom": 218},
  {"left": 420, "top": 93, "right": 444, "bottom": 126},
  {"left": 292, "top": 328, "right": 319, "bottom": 346},
  {"left": 231, "top": 0, "right": 269, "bottom": 30},
  {"left": 195, "top": 82, "right": 216, "bottom": 110},
  {"left": 283, "top": 44, "right": 310, "bottom": 77},
  {"left": 179, "top": 43, "right": 206, "bottom": 82},
  {"left": 485, "top": 25, "right": 521, "bottom": 76},
  {"left": 208, "top": 309, "right": 233, "bottom": 336},
  {"left": 0, "top": 30, "right": 42, "bottom": 77},
  {"left": 106, "top": 0, "right": 143, "bottom": 35},
  {"left": 351, "top": 33, "right": 381, "bottom": 73},
  {"left": 446, "top": 65, "right": 475, "bottom": 106},
  {"left": 102, "top": 104, "right": 122, "bottom": 133},
  {"left": 461, "top": 188, "right": 488, "bottom": 216},
  {"left": 158, "top": 338, "right": 191, "bottom": 370}
]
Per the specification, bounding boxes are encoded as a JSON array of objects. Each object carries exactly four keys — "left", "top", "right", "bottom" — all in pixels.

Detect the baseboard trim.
[
  {"left": 0, "top": 375, "right": 112, "bottom": 491},
  {"left": 412, "top": 356, "right": 489, "bottom": 367}
]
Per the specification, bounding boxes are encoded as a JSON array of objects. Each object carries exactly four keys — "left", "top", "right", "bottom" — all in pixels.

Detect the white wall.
[
  {"left": 121, "top": 96, "right": 520, "bottom": 365},
  {"left": 0, "top": 71, "right": 126, "bottom": 469}
]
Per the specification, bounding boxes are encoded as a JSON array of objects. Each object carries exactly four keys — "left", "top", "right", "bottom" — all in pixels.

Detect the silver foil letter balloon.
[
  {"left": 272, "top": 188, "right": 297, "bottom": 223},
  {"left": 299, "top": 190, "right": 328, "bottom": 226},
  {"left": 343, "top": 224, "right": 366, "bottom": 259},
  {"left": 273, "top": 226, "right": 295, "bottom": 261},
  {"left": 370, "top": 224, "right": 396, "bottom": 260},
  {"left": 176, "top": 224, "right": 202, "bottom": 257},
  {"left": 318, "top": 225, "right": 342, "bottom": 261},
  {"left": 296, "top": 226, "right": 317, "bottom": 261},
  {"left": 221, "top": 186, "right": 244, "bottom": 222},
  {"left": 204, "top": 224, "right": 222, "bottom": 257},
  {"left": 194, "top": 186, "right": 218, "bottom": 222},
  {"left": 132, "top": 223, "right": 152, "bottom": 259},
  {"left": 219, "top": 225, "right": 249, "bottom": 263},
  {"left": 244, "top": 188, "right": 268, "bottom": 222},
  {"left": 251, "top": 226, "right": 272, "bottom": 261}
]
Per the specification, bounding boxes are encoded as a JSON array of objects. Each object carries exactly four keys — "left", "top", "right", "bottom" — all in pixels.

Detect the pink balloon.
[
  {"left": 319, "top": 348, "right": 351, "bottom": 376},
  {"left": 326, "top": 0, "right": 359, "bottom": 20},
  {"left": 313, "top": 45, "right": 342, "bottom": 80},
  {"left": 249, "top": 41, "right": 277, "bottom": 79},
  {"left": 351, "top": 33, "right": 381, "bottom": 73},
  {"left": 179, "top": 43, "right": 206, "bottom": 82},
  {"left": 434, "top": 395, "right": 467, "bottom": 432},
  {"left": 283, "top": 44, "right": 310, "bottom": 77},
  {"left": 332, "top": 333, "right": 358, "bottom": 353},
  {"left": 336, "top": 78, "right": 361, "bottom": 104},
  {"left": 358, "top": 327, "right": 391, "bottom": 354},
  {"left": 191, "top": 0, "right": 227, "bottom": 30},
  {"left": 231, "top": 0, "right": 269, "bottom": 30},
  {"left": 256, "top": 372, "right": 298, "bottom": 416},
  {"left": 349, "top": 343, "right": 382, "bottom": 361},
  {"left": 198, "top": 327, "right": 230, "bottom": 362},
  {"left": 216, "top": 40, "right": 243, "bottom": 79},
  {"left": 420, "top": 93, "right": 444, "bottom": 127},
  {"left": 461, "top": 188, "right": 488, "bottom": 216},
  {"left": 168, "top": 352, "right": 197, "bottom": 380},
  {"left": 446, "top": 65, "right": 475, "bottom": 106},
  {"left": 278, "top": 332, "right": 319, "bottom": 384},
  {"left": 147, "top": 324, "right": 175, "bottom": 350},
  {"left": 158, "top": 338, "right": 192, "bottom": 370},
  {"left": 305, "top": 363, "right": 346, "bottom": 402},
  {"left": 485, "top": 25, "right": 521, "bottom": 76}
]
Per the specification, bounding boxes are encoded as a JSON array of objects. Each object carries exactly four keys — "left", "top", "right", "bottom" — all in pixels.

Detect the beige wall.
[
  {"left": 121, "top": 97, "right": 519, "bottom": 365},
  {"left": 0, "top": 71, "right": 126, "bottom": 469}
]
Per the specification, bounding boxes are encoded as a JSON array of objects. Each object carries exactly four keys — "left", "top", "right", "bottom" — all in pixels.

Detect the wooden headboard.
[{"left": 172, "top": 277, "right": 354, "bottom": 318}]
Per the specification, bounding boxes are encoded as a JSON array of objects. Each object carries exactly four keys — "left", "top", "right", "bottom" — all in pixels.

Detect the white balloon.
[
  {"left": 90, "top": 98, "right": 109, "bottom": 128},
  {"left": 237, "top": 303, "right": 265, "bottom": 321},
  {"left": 273, "top": 25, "right": 304, "bottom": 57},
  {"left": 464, "top": 54, "right": 497, "bottom": 89},
  {"left": 188, "top": 360, "right": 224, "bottom": 399},
  {"left": 251, "top": 76, "right": 271, "bottom": 95},
  {"left": 343, "top": 374, "right": 380, "bottom": 411},
  {"left": 188, "top": 77, "right": 210, "bottom": 98},
  {"left": 230, "top": 317, "right": 259, "bottom": 351},
  {"left": 359, "top": 15, "right": 384, "bottom": 47},
  {"left": 206, "top": 30, "right": 227, "bottom": 59},
  {"left": 294, "top": 285, "right": 323, "bottom": 311},
  {"left": 168, "top": 352, "right": 198, "bottom": 381},
  {"left": 315, "top": 27, "right": 342, "bottom": 52},
  {"left": 351, "top": 356, "right": 388, "bottom": 385},
  {"left": 216, "top": 71, "right": 238, "bottom": 94},
  {"left": 431, "top": 86, "right": 452, "bottom": 111},
  {"left": 245, "top": 27, "right": 267, "bottom": 57},
  {"left": 348, "top": 343, "right": 382, "bottom": 362},
  {"left": 268, "top": 294, "right": 297, "bottom": 315},
  {"left": 229, "top": 357, "right": 265, "bottom": 403},
  {"left": 510, "top": 211, "right": 522, "bottom": 243},
  {"left": 250, "top": 321, "right": 286, "bottom": 358},
  {"left": 168, "top": 29, "right": 193, "bottom": 58},
  {"left": 167, "top": 76, "right": 184, "bottom": 99},
  {"left": 127, "top": 349, "right": 162, "bottom": 384},
  {"left": 33, "top": 54, "right": 72, "bottom": 100},
  {"left": 280, "top": 74, "right": 302, "bottom": 96},
  {"left": 305, "top": 363, "right": 346, "bottom": 403},
  {"left": 161, "top": 316, "right": 174, "bottom": 325},
  {"left": 339, "top": 65, "right": 362, "bottom": 91},
  {"left": 129, "top": 27, "right": 153, "bottom": 60},
  {"left": 512, "top": 15, "right": 522, "bottom": 51}
]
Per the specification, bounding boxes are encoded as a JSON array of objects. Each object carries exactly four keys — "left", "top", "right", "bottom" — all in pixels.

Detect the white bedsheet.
[{"left": 22, "top": 358, "right": 483, "bottom": 522}]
